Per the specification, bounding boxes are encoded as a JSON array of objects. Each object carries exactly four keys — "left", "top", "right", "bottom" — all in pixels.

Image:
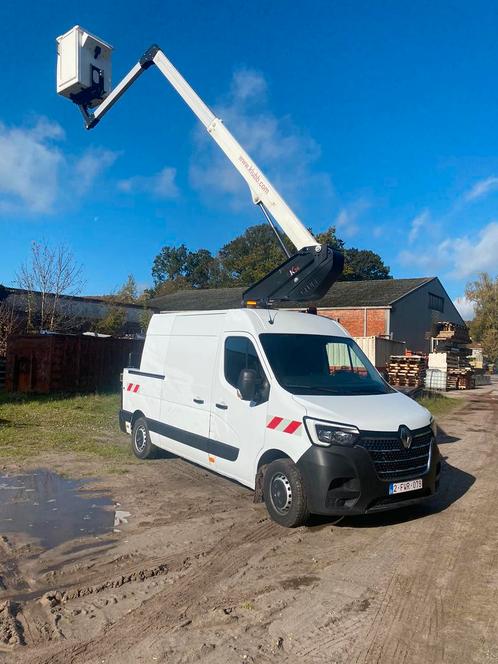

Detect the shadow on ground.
[
  {"left": 437, "top": 425, "right": 460, "bottom": 445},
  {"left": 307, "top": 459, "right": 475, "bottom": 530}
]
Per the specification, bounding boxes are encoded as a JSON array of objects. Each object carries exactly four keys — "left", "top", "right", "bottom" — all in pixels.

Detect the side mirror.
[{"left": 237, "top": 368, "right": 257, "bottom": 401}]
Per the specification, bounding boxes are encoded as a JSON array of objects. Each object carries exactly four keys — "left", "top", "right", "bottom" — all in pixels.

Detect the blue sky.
[{"left": 2, "top": 1, "right": 498, "bottom": 317}]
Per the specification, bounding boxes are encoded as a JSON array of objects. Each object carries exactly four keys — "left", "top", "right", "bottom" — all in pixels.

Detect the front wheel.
[
  {"left": 131, "top": 417, "right": 159, "bottom": 460},
  {"left": 263, "top": 458, "right": 310, "bottom": 527}
]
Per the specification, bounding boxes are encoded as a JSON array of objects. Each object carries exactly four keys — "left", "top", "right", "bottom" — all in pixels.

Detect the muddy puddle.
[{"left": 0, "top": 469, "right": 115, "bottom": 549}]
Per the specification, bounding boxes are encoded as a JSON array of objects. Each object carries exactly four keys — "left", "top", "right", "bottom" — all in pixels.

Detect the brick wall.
[{"left": 319, "top": 308, "right": 389, "bottom": 337}]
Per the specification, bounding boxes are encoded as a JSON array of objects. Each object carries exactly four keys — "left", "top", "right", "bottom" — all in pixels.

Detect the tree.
[
  {"left": 217, "top": 224, "right": 291, "bottom": 286},
  {"left": 342, "top": 248, "right": 392, "bottom": 281},
  {"left": 151, "top": 245, "right": 218, "bottom": 290},
  {"left": 147, "top": 223, "right": 392, "bottom": 295},
  {"left": 114, "top": 275, "right": 138, "bottom": 303},
  {"left": 0, "top": 296, "right": 21, "bottom": 356},
  {"left": 315, "top": 227, "right": 345, "bottom": 252},
  {"left": 465, "top": 273, "right": 498, "bottom": 362},
  {"left": 94, "top": 305, "right": 126, "bottom": 336},
  {"left": 152, "top": 245, "right": 189, "bottom": 285},
  {"left": 17, "top": 241, "right": 83, "bottom": 332}
]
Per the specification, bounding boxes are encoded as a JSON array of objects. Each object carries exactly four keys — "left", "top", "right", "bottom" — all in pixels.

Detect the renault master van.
[{"left": 119, "top": 309, "right": 440, "bottom": 527}]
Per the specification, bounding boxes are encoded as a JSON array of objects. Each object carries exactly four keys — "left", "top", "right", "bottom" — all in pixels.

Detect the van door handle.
[
  {"left": 193, "top": 398, "right": 204, "bottom": 404},
  {"left": 215, "top": 402, "right": 228, "bottom": 410}
]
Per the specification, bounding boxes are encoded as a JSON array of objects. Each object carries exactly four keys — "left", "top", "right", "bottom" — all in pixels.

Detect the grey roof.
[{"left": 148, "top": 277, "right": 435, "bottom": 311}]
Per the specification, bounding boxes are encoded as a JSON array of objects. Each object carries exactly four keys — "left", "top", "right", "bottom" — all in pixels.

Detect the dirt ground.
[{"left": 1, "top": 381, "right": 497, "bottom": 664}]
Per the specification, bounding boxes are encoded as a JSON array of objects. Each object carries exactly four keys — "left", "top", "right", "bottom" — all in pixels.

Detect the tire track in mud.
[
  {"left": 285, "top": 394, "right": 497, "bottom": 664},
  {"left": 27, "top": 515, "right": 290, "bottom": 664},
  {"left": 350, "top": 396, "right": 498, "bottom": 664}
]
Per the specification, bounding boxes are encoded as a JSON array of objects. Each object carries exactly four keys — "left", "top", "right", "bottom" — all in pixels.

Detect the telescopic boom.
[{"left": 56, "top": 29, "right": 344, "bottom": 305}]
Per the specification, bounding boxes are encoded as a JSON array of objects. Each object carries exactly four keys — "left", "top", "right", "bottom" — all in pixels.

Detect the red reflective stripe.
[
  {"left": 133, "top": 384, "right": 139, "bottom": 393},
  {"left": 267, "top": 416, "right": 283, "bottom": 429},
  {"left": 283, "top": 420, "right": 301, "bottom": 434},
  {"left": 127, "top": 383, "right": 133, "bottom": 391}
]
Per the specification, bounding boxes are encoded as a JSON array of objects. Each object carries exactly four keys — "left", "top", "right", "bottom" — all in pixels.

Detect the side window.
[
  {"left": 326, "top": 342, "right": 368, "bottom": 376},
  {"left": 224, "top": 337, "right": 266, "bottom": 388}
]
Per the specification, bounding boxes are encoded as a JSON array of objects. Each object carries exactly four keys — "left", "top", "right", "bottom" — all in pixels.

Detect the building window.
[{"left": 428, "top": 292, "right": 444, "bottom": 312}]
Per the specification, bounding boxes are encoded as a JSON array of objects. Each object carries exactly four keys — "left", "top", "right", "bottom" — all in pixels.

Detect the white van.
[{"left": 120, "top": 308, "right": 440, "bottom": 527}]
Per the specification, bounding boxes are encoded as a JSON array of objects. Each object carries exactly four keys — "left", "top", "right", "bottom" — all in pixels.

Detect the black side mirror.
[{"left": 237, "top": 368, "right": 257, "bottom": 401}]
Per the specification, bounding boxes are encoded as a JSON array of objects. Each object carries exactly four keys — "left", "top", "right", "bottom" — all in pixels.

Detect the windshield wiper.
[{"left": 285, "top": 384, "right": 339, "bottom": 395}]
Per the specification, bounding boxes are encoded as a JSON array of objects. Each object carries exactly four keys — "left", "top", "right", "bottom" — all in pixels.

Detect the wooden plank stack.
[
  {"left": 428, "top": 321, "right": 474, "bottom": 390},
  {"left": 387, "top": 355, "right": 426, "bottom": 388}
]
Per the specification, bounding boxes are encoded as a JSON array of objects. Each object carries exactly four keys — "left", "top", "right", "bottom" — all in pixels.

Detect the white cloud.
[
  {"left": 398, "top": 221, "right": 498, "bottom": 278},
  {"left": 0, "top": 118, "right": 64, "bottom": 213},
  {"left": 189, "top": 69, "right": 334, "bottom": 217},
  {"left": 118, "top": 167, "right": 178, "bottom": 199},
  {"left": 335, "top": 200, "right": 371, "bottom": 238},
  {"left": 464, "top": 176, "right": 498, "bottom": 202},
  {"left": 408, "top": 210, "right": 430, "bottom": 243},
  {"left": 0, "top": 117, "right": 119, "bottom": 215},
  {"left": 73, "top": 148, "right": 119, "bottom": 196},
  {"left": 453, "top": 296, "right": 475, "bottom": 320}
]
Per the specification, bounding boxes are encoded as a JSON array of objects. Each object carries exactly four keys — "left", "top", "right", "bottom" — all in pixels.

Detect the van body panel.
[{"left": 291, "top": 392, "right": 430, "bottom": 433}]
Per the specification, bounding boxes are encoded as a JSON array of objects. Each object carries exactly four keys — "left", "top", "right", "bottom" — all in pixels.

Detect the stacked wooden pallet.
[
  {"left": 428, "top": 321, "right": 474, "bottom": 390},
  {"left": 433, "top": 321, "right": 471, "bottom": 345},
  {"left": 387, "top": 355, "right": 426, "bottom": 388}
]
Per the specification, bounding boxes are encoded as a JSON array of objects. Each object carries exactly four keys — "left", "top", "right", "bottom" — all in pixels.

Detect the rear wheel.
[
  {"left": 132, "top": 417, "right": 159, "bottom": 460},
  {"left": 263, "top": 458, "right": 310, "bottom": 527}
]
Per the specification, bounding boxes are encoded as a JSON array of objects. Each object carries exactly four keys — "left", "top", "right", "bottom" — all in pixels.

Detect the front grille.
[{"left": 356, "top": 427, "right": 432, "bottom": 481}]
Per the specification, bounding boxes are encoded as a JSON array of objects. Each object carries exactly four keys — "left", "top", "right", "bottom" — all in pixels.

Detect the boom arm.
[
  {"left": 72, "top": 42, "right": 344, "bottom": 305},
  {"left": 83, "top": 45, "right": 317, "bottom": 251}
]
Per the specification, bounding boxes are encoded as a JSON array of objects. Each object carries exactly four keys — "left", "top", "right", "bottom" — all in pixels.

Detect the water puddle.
[{"left": 0, "top": 469, "right": 115, "bottom": 549}]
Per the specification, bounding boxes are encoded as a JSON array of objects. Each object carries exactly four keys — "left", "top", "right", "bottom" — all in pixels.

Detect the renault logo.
[{"left": 399, "top": 425, "right": 413, "bottom": 450}]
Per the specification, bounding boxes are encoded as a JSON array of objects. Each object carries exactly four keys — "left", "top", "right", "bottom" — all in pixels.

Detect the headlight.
[
  {"left": 430, "top": 416, "right": 437, "bottom": 437},
  {"left": 304, "top": 418, "right": 360, "bottom": 447}
]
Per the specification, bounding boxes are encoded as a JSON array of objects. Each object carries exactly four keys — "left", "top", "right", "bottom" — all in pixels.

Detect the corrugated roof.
[{"left": 148, "top": 277, "right": 435, "bottom": 311}]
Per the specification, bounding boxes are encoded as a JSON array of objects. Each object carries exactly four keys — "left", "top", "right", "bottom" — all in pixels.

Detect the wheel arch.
[
  {"left": 130, "top": 410, "right": 146, "bottom": 428},
  {"left": 254, "top": 448, "right": 292, "bottom": 503}
]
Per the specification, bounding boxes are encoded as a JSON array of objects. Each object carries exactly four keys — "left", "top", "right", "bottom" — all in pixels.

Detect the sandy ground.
[{"left": 1, "top": 382, "right": 497, "bottom": 664}]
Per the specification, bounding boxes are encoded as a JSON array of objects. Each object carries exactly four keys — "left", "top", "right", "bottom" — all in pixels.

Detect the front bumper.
[{"left": 296, "top": 439, "right": 441, "bottom": 516}]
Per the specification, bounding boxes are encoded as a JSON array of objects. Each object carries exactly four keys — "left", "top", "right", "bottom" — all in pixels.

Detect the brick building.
[{"left": 148, "top": 277, "right": 464, "bottom": 353}]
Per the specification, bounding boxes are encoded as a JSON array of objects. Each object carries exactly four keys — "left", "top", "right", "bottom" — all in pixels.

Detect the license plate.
[{"left": 389, "top": 479, "right": 423, "bottom": 495}]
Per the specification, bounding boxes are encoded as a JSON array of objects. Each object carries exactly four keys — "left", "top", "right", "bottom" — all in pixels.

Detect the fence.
[
  {"left": 0, "top": 357, "right": 6, "bottom": 391},
  {"left": 6, "top": 334, "right": 144, "bottom": 394}
]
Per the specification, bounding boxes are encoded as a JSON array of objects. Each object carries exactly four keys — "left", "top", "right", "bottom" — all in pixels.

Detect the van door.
[
  {"left": 209, "top": 335, "right": 269, "bottom": 487},
  {"left": 159, "top": 333, "right": 218, "bottom": 465}
]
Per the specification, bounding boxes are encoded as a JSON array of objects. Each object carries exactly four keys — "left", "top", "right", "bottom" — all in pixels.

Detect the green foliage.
[
  {"left": 217, "top": 224, "right": 291, "bottom": 286},
  {"left": 152, "top": 245, "right": 219, "bottom": 289},
  {"left": 466, "top": 273, "right": 498, "bottom": 361},
  {"left": 115, "top": 275, "right": 138, "bottom": 303},
  {"left": 342, "top": 248, "right": 392, "bottom": 281},
  {"left": 94, "top": 305, "right": 126, "bottom": 336},
  {"left": 148, "top": 224, "right": 392, "bottom": 295},
  {"left": 416, "top": 393, "right": 461, "bottom": 418}
]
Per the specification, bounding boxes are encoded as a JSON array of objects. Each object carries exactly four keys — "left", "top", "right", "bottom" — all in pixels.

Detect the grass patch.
[
  {"left": 416, "top": 393, "right": 461, "bottom": 418},
  {"left": 0, "top": 391, "right": 133, "bottom": 466}
]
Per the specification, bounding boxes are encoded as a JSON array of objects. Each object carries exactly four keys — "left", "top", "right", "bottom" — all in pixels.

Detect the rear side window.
[{"left": 224, "top": 337, "right": 264, "bottom": 388}]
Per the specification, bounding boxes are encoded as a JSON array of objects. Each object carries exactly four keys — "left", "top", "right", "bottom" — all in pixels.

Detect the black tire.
[
  {"left": 131, "top": 417, "right": 159, "bottom": 460},
  {"left": 263, "top": 458, "right": 310, "bottom": 527}
]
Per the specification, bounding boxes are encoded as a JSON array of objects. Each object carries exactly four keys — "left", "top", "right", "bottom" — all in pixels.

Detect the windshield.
[{"left": 259, "top": 334, "right": 393, "bottom": 396}]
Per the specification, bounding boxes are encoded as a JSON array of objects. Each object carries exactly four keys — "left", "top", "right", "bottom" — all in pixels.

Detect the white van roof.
[{"left": 149, "top": 308, "right": 349, "bottom": 338}]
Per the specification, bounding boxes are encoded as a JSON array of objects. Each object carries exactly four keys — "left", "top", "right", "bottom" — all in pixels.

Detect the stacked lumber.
[
  {"left": 388, "top": 355, "right": 426, "bottom": 388},
  {"left": 433, "top": 321, "right": 471, "bottom": 345},
  {"left": 428, "top": 321, "right": 474, "bottom": 390}
]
